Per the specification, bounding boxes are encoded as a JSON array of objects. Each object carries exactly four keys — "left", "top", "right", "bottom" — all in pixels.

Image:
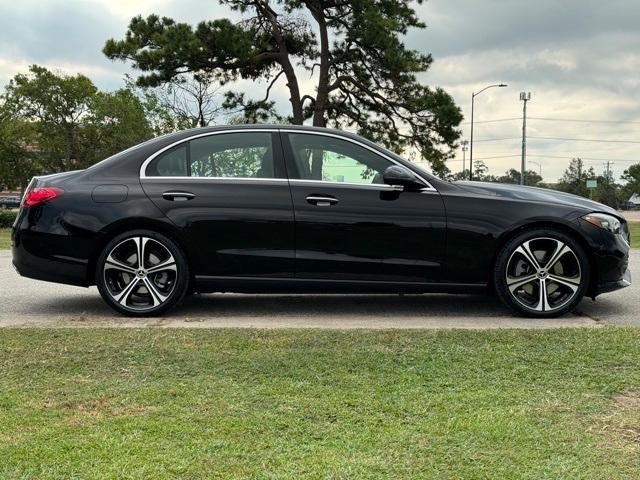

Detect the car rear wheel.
[
  {"left": 96, "top": 230, "right": 189, "bottom": 316},
  {"left": 494, "top": 228, "right": 590, "bottom": 318}
]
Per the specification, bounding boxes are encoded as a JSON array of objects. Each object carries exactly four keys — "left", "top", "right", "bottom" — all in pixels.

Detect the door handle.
[
  {"left": 162, "top": 191, "right": 195, "bottom": 201},
  {"left": 306, "top": 195, "right": 338, "bottom": 206}
]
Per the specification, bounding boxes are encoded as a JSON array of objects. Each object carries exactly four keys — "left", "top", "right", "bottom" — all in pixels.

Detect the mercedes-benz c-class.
[{"left": 11, "top": 125, "right": 631, "bottom": 317}]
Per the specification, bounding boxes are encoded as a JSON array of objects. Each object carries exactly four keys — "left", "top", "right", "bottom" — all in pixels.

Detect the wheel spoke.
[
  {"left": 534, "top": 279, "right": 551, "bottom": 311},
  {"left": 516, "top": 241, "right": 542, "bottom": 270},
  {"left": 545, "top": 241, "right": 571, "bottom": 271},
  {"left": 131, "top": 236, "right": 150, "bottom": 269},
  {"left": 507, "top": 274, "right": 537, "bottom": 293},
  {"left": 113, "top": 278, "right": 141, "bottom": 306},
  {"left": 142, "top": 277, "right": 167, "bottom": 307},
  {"left": 147, "top": 258, "right": 176, "bottom": 274},
  {"left": 548, "top": 274, "right": 580, "bottom": 292},
  {"left": 105, "top": 255, "right": 137, "bottom": 274}
]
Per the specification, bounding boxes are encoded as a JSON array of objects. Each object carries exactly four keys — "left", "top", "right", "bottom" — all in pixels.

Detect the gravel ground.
[{"left": 0, "top": 250, "right": 636, "bottom": 329}]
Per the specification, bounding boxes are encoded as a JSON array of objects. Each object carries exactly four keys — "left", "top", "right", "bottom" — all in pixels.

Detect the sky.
[{"left": 0, "top": 0, "right": 638, "bottom": 182}]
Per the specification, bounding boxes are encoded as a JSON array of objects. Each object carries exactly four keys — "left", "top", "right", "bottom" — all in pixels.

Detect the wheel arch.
[
  {"left": 86, "top": 218, "right": 194, "bottom": 287},
  {"left": 490, "top": 219, "right": 597, "bottom": 295}
]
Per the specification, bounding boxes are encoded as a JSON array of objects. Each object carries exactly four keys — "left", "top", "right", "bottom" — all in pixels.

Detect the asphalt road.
[{"left": 0, "top": 250, "right": 636, "bottom": 329}]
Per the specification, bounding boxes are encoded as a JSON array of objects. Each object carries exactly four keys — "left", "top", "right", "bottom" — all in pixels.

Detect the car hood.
[{"left": 452, "top": 181, "right": 620, "bottom": 217}]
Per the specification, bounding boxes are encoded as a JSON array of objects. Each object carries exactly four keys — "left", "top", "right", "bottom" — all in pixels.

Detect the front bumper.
[
  {"left": 578, "top": 219, "right": 632, "bottom": 298},
  {"left": 594, "top": 267, "right": 632, "bottom": 296}
]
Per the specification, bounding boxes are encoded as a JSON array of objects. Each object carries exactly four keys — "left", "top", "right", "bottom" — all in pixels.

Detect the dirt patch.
[
  {"left": 594, "top": 388, "right": 640, "bottom": 446},
  {"left": 613, "top": 388, "right": 640, "bottom": 407}
]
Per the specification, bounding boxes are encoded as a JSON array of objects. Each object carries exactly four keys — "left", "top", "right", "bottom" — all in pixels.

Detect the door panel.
[
  {"left": 140, "top": 131, "right": 295, "bottom": 278},
  {"left": 289, "top": 182, "right": 446, "bottom": 282},
  {"left": 282, "top": 132, "right": 447, "bottom": 283}
]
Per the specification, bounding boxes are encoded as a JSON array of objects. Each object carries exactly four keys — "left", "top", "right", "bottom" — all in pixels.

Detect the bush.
[{"left": 0, "top": 210, "right": 17, "bottom": 228}]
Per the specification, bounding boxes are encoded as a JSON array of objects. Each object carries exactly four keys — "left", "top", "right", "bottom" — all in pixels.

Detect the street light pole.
[
  {"left": 469, "top": 83, "right": 508, "bottom": 181},
  {"left": 528, "top": 160, "right": 542, "bottom": 179},
  {"left": 520, "top": 92, "right": 532, "bottom": 185}
]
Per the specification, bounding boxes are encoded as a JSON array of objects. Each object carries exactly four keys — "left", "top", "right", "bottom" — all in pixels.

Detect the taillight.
[{"left": 21, "top": 187, "right": 64, "bottom": 208}]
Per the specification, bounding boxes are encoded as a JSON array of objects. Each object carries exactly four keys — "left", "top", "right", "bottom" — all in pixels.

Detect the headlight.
[{"left": 582, "top": 213, "right": 621, "bottom": 234}]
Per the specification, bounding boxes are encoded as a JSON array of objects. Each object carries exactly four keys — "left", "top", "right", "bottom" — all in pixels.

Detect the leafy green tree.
[
  {"left": 0, "top": 107, "right": 37, "bottom": 191},
  {"left": 556, "top": 158, "right": 595, "bottom": 198},
  {"left": 3, "top": 65, "right": 96, "bottom": 173},
  {"left": 449, "top": 169, "right": 470, "bottom": 181},
  {"left": 0, "top": 65, "right": 153, "bottom": 187},
  {"left": 592, "top": 167, "right": 622, "bottom": 208},
  {"left": 496, "top": 168, "right": 542, "bottom": 186},
  {"left": 81, "top": 89, "right": 153, "bottom": 165},
  {"left": 472, "top": 160, "right": 489, "bottom": 180},
  {"left": 103, "top": 0, "right": 462, "bottom": 176},
  {"left": 621, "top": 163, "right": 640, "bottom": 201}
]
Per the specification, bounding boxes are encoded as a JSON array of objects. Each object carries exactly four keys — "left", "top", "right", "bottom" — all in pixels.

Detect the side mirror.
[{"left": 382, "top": 165, "right": 425, "bottom": 191}]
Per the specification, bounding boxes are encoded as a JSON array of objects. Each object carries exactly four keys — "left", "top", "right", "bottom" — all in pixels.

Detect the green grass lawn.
[
  {"left": 629, "top": 221, "right": 640, "bottom": 248},
  {"left": 1, "top": 328, "right": 639, "bottom": 479},
  {"left": 0, "top": 228, "right": 10, "bottom": 249}
]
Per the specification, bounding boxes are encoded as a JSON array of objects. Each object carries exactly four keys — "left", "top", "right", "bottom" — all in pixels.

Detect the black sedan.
[
  {"left": 11, "top": 125, "right": 631, "bottom": 317},
  {"left": 0, "top": 196, "right": 21, "bottom": 209}
]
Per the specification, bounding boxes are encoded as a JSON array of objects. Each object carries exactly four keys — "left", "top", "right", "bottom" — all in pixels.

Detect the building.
[{"left": 628, "top": 193, "right": 640, "bottom": 210}]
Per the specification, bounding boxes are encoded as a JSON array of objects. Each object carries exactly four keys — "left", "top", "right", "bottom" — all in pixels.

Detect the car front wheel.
[
  {"left": 96, "top": 230, "right": 189, "bottom": 316},
  {"left": 494, "top": 228, "right": 590, "bottom": 318}
]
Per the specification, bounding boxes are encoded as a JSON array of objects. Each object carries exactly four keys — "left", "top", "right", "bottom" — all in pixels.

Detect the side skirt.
[{"left": 194, "top": 275, "right": 488, "bottom": 294}]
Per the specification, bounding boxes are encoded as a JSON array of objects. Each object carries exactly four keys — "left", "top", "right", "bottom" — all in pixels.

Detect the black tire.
[
  {"left": 96, "top": 229, "right": 189, "bottom": 317},
  {"left": 494, "top": 228, "right": 590, "bottom": 318}
]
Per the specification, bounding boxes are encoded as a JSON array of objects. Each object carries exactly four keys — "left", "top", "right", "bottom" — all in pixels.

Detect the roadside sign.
[{"left": 586, "top": 179, "right": 597, "bottom": 189}]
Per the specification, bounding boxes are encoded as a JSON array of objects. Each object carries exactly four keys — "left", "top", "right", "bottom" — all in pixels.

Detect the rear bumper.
[
  {"left": 12, "top": 242, "right": 89, "bottom": 287},
  {"left": 12, "top": 221, "right": 91, "bottom": 288}
]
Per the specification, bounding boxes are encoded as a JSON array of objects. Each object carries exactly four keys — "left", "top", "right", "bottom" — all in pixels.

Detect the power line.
[
  {"left": 527, "top": 154, "right": 639, "bottom": 163},
  {"left": 473, "top": 136, "right": 521, "bottom": 142},
  {"left": 444, "top": 153, "right": 639, "bottom": 164},
  {"left": 441, "top": 154, "right": 520, "bottom": 163},
  {"left": 528, "top": 136, "right": 640, "bottom": 144},
  {"left": 470, "top": 135, "right": 640, "bottom": 145},
  {"left": 528, "top": 117, "right": 640, "bottom": 125},
  {"left": 461, "top": 116, "right": 640, "bottom": 126},
  {"left": 461, "top": 117, "right": 521, "bottom": 125}
]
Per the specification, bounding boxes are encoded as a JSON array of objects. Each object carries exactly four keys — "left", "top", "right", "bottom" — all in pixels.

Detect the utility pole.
[
  {"left": 520, "top": 92, "right": 531, "bottom": 185},
  {"left": 461, "top": 140, "right": 469, "bottom": 174}
]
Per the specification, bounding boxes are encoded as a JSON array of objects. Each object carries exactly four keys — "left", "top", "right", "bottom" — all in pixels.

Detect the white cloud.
[{"left": 0, "top": 0, "right": 639, "bottom": 182}]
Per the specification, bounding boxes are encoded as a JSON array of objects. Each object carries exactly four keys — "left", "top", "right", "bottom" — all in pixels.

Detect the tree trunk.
[
  {"left": 255, "top": 2, "right": 304, "bottom": 124},
  {"left": 281, "top": 57, "right": 304, "bottom": 124},
  {"left": 311, "top": 9, "right": 329, "bottom": 127}
]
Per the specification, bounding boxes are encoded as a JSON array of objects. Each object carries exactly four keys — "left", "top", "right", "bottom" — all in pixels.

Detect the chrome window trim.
[
  {"left": 142, "top": 177, "right": 289, "bottom": 185},
  {"left": 139, "top": 129, "right": 279, "bottom": 179},
  {"left": 280, "top": 129, "right": 437, "bottom": 192},
  {"left": 289, "top": 179, "right": 434, "bottom": 193},
  {"left": 138, "top": 127, "right": 438, "bottom": 193}
]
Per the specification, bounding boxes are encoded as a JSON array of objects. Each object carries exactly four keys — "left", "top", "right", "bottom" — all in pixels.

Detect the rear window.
[
  {"left": 144, "top": 132, "right": 280, "bottom": 179},
  {"left": 146, "top": 145, "right": 188, "bottom": 177}
]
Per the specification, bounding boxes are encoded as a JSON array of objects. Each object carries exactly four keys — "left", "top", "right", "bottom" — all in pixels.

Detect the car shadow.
[
  {"left": 175, "top": 293, "right": 510, "bottom": 318},
  {"left": 24, "top": 291, "right": 512, "bottom": 320}
]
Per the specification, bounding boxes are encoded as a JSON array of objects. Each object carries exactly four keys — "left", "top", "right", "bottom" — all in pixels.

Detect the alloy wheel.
[
  {"left": 103, "top": 236, "right": 178, "bottom": 311},
  {"left": 505, "top": 237, "right": 582, "bottom": 313}
]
